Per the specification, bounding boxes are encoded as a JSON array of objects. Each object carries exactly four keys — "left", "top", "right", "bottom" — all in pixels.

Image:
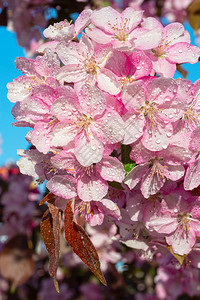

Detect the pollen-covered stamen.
[
  {"left": 75, "top": 114, "right": 93, "bottom": 135},
  {"left": 111, "top": 17, "right": 130, "bottom": 41},
  {"left": 120, "top": 75, "right": 134, "bottom": 86},
  {"left": 77, "top": 201, "right": 91, "bottom": 216},
  {"left": 55, "top": 19, "right": 71, "bottom": 30},
  {"left": 182, "top": 101, "right": 200, "bottom": 126},
  {"left": 80, "top": 164, "right": 95, "bottom": 178},
  {"left": 82, "top": 52, "right": 100, "bottom": 76},
  {"left": 139, "top": 101, "right": 160, "bottom": 126},
  {"left": 152, "top": 39, "right": 170, "bottom": 58},
  {"left": 48, "top": 116, "right": 59, "bottom": 126},
  {"left": 149, "top": 158, "right": 168, "bottom": 180},
  {"left": 177, "top": 212, "right": 191, "bottom": 235},
  {"left": 27, "top": 76, "right": 46, "bottom": 91},
  {"left": 30, "top": 75, "right": 46, "bottom": 85},
  {"left": 147, "top": 194, "right": 162, "bottom": 210}
]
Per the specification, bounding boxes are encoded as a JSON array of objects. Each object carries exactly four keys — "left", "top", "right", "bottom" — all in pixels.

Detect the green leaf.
[{"left": 124, "top": 162, "right": 136, "bottom": 175}]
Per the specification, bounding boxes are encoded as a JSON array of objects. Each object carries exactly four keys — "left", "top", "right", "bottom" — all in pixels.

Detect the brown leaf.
[
  {"left": 187, "top": 0, "right": 200, "bottom": 31},
  {"left": 39, "top": 192, "right": 56, "bottom": 206},
  {"left": 64, "top": 200, "right": 107, "bottom": 286},
  {"left": 41, "top": 203, "right": 61, "bottom": 292},
  {"left": 0, "top": 234, "right": 34, "bottom": 289}
]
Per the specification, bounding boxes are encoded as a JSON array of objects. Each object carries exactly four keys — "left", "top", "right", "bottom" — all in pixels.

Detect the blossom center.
[
  {"left": 139, "top": 101, "right": 159, "bottom": 125},
  {"left": 183, "top": 105, "right": 200, "bottom": 126},
  {"left": 152, "top": 39, "right": 169, "bottom": 58},
  {"left": 112, "top": 18, "right": 129, "bottom": 41},
  {"left": 177, "top": 212, "right": 191, "bottom": 233},
  {"left": 83, "top": 56, "right": 99, "bottom": 75},
  {"left": 76, "top": 114, "right": 93, "bottom": 135},
  {"left": 149, "top": 158, "right": 168, "bottom": 179}
]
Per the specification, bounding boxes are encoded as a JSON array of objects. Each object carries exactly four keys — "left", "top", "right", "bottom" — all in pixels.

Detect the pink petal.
[
  {"left": 123, "top": 113, "right": 145, "bottom": 144},
  {"left": 31, "top": 121, "right": 52, "bottom": 154},
  {"left": 98, "top": 198, "right": 121, "bottom": 220},
  {"left": 51, "top": 151, "right": 76, "bottom": 172},
  {"left": 91, "top": 7, "right": 121, "bottom": 33},
  {"left": 184, "top": 158, "right": 200, "bottom": 190},
  {"left": 121, "top": 81, "right": 146, "bottom": 111},
  {"left": 167, "top": 43, "right": 200, "bottom": 64},
  {"left": 141, "top": 168, "right": 166, "bottom": 198},
  {"left": 97, "top": 157, "right": 125, "bottom": 182},
  {"left": 190, "top": 127, "right": 200, "bottom": 151},
  {"left": 163, "top": 23, "right": 185, "bottom": 43},
  {"left": 50, "top": 122, "right": 77, "bottom": 147},
  {"left": 77, "top": 173, "right": 107, "bottom": 201},
  {"left": 74, "top": 131, "right": 104, "bottom": 167},
  {"left": 122, "top": 8, "right": 143, "bottom": 29},
  {"left": 57, "top": 64, "right": 87, "bottom": 83},
  {"left": 50, "top": 87, "right": 79, "bottom": 121},
  {"left": 37, "top": 41, "right": 60, "bottom": 53},
  {"left": 95, "top": 110, "right": 124, "bottom": 143},
  {"left": 124, "top": 163, "right": 149, "bottom": 190},
  {"left": 166, "top": 227, "right": 196, "bottom": 255},
  {"left": 43, "top": 21, "right": 74, "bottom": 41},
  {"left": 126, "top": 194, "right": 144, "bottom": 221},
  {"left": 74, "top": 9, "right": 93, "bottom": 35},
  {"left": 104, "top": 50, "right": 130, "bottom": 77},
  {"left": 132, "top": 25, "right": 162, "bottom": 50},
  {"left": 97, "top": 69, "right": 121, "bottom": 95},
  {"left": 147, "top": 215, "right": 177, "bottom": 234},
  {"left": 46, "top": 175, "right": 77, "bottom": 199},
  {"left": 166, "top": 164, "right": 185, "bottom": 181},
  {"left": 85, "top": 27, "right": 113, "bottom": 44},
  {"left": 15, "top": 57, "right": 36, "bottom": 76},
  {"left": 78, "top": 84, "right": 106, "bottom": 117},
  {"left": 152, "top": 58, "right": 176, "bottom": 77},
  {"left": 142, "top": 121, "right": 173, "bottom": 151},
  {"left": 147, "top": 77, "right": 177, "bottom": 105},
  {"left": 7, "top": 76, "right": 35, "bottom": 103},
  {"left": 131, "top": 51, "right": 153, "bottom": 79},
  {"left": 35, "top": 49, "right": 60, "bottom": 77}
]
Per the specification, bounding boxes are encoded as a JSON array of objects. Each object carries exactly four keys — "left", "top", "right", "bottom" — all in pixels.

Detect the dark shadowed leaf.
[
  {"left": 191, "top": 185, "right": 200, "bottom": 196},
  {"left": 0, "top": 234, "right": 34, "bottom": 290},
  {"left": 64, "top": 200, "right": 107, "bottom": 286}
]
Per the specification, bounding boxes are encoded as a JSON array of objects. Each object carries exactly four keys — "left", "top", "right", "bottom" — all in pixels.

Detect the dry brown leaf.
[{"left": 64, "top": 200, "right": 107, "bottom": 286}]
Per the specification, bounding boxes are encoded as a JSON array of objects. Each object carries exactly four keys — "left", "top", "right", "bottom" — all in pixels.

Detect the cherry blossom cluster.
[
  {"left": 7, "top": 5, "right": 200, "bottom": 297},
  {"left": 1, "top": 0, "right": 200, "bottom": 56}
]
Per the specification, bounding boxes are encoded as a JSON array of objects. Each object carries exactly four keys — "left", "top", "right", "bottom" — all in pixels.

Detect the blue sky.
[
  {"left": 0, "top": 22, "right": 200, "bottom": 166},
  {"left": 0, "top": 27, "right": 29, "bottom": 165}
]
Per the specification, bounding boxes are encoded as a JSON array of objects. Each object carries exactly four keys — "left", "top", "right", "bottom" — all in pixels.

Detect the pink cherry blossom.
[
  {"left": 56, "top": 34, "right": 112, "bottom": 89},
  {"left": 51, "top": 150, "right": 125, "bottom": 201},
  {"left": 49, "top": 84, "right": 124, "bottom": 165},
  {"left": 148, "top": 22, "right": 200, "bottom": 76},
  {"left": 147, "top": 191, "right": 200, "bottom": 255},
  {"left": 121, "top": 77, "right": 185, "bottom": 151},
  {"left": 97, "top": 50, "right": 153, "bottom": 95},
  {"left": 7, "top": 49, "right": 60, "bottom": 103},
  {"left": 75, "top": 198, "right": 121, "bottom": 226}
]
